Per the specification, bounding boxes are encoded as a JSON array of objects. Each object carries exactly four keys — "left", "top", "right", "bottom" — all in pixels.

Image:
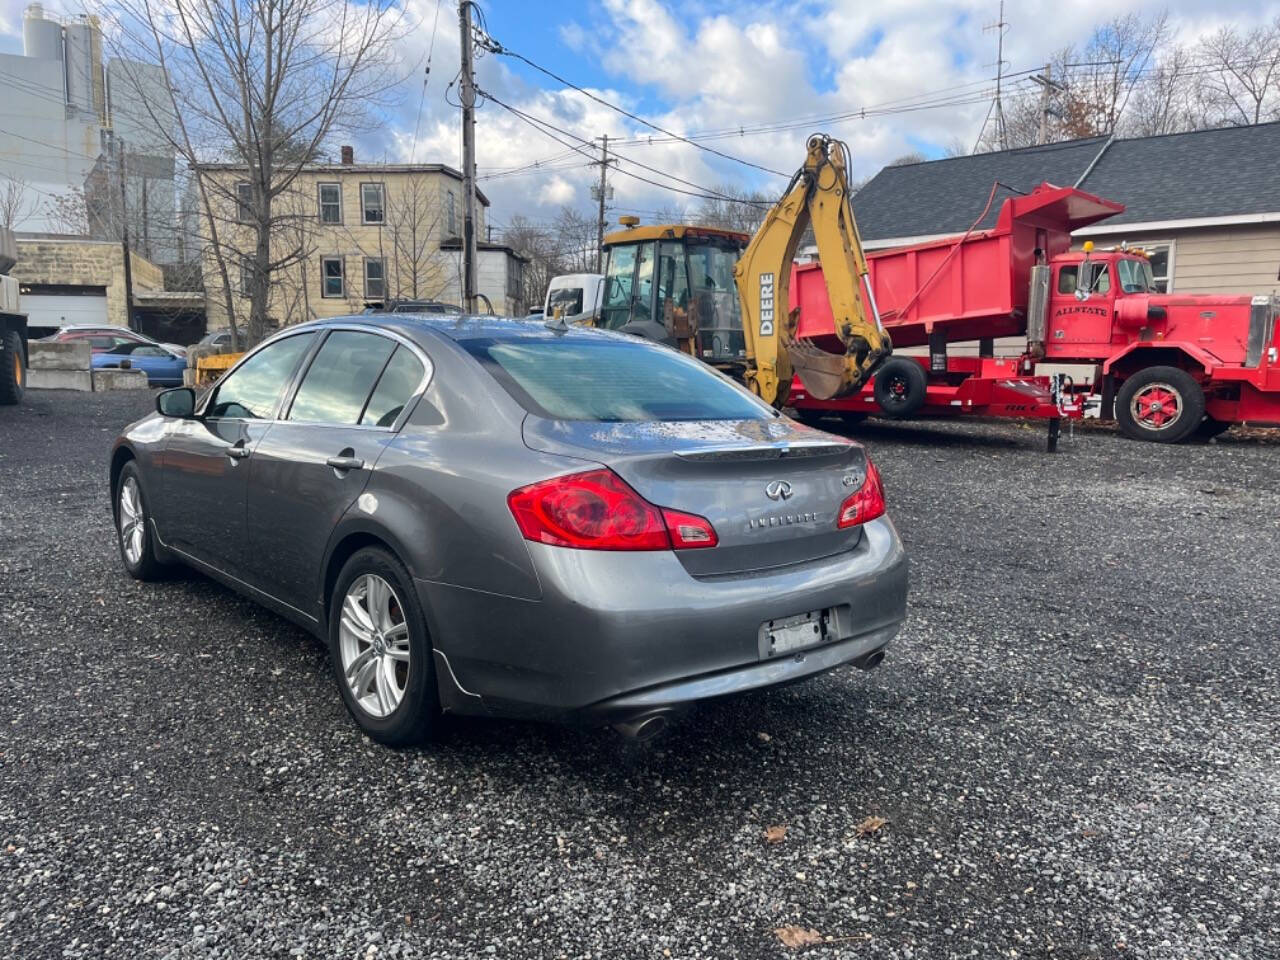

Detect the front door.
[
  {"left": 246, "top": 330, "right": 429, "bottom": 615},
  {"left": 157, "top": 331, "right": 317, "bottom": 575},
  {"left": 1047, "top": 261, "right": 1115, "bottom": 351}
]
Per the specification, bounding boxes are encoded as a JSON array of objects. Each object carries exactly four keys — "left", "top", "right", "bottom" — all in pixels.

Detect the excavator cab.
[{"left": 599, "top": 223, "right": 750, "bottom": 374}]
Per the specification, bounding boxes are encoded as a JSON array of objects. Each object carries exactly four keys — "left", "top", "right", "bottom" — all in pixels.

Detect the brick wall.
[{"left": 14, "top": 238, "right": 164, "bottom": 328}]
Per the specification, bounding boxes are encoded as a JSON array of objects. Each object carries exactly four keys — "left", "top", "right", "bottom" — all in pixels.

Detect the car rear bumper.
[{"left": 416, "top": 514, "right": 908, "bottom": 723}]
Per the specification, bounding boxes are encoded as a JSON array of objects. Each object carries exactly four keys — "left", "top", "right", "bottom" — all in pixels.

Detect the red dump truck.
[{"left": 790, "top": 183, "right": 1280, "bottom": 443}]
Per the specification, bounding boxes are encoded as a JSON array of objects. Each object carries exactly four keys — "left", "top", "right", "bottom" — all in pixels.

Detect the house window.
[
  {"left": 447, "top": 192, "right": 456, "bottom": 236},
  {"left": 361, "top": 183, "right": 385, "bottom": 224},
  {"left": 236, "top": 181, "right": 253, "bottom": 223},
  {"left": 321, "top": 256, "right": 345, "bottom": 298},
  {"left": 238, "top": 260, "right": 254, "bottom": 298},
  {"left": 318, "top": 183, "right": 342, "bottom": 224},
  {"left": 1143, "top": 242, "right": 1174, "bottom": 293},
  {"left": 364, "top": 257, "right": 386, "bottom": 299}
]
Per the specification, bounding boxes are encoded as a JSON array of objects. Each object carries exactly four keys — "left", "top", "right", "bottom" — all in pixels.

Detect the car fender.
[{"left": 1102, "top": 341, "right": 1218, "bottom": 378}]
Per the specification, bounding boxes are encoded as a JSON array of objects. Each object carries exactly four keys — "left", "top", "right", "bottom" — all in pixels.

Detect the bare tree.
[
  {"left": 0, "top": 175, "right": 40, "bottom": 231},
  {"left": 109, "top": 0, "right": 402, "bottom": 347},
  {"left": 694, "top": 185, "right": 772, "bottom": 235},
  {"left": 552, "top": 206, "right": 598, "bottom": 275},
  {"left": 382, "top": 177, "right": 453, "bottom": 301},
  {"left": 1124, "top": 44, "right": 1196, "bottom": 137},
  {"left": 43, "top": 187, "right": 90, "bottom": 235},
  {"left": 502, "top": 215, "right": 563, "bottom": 310},
  {"left": 1195, "top": 19, "right": 1280, "bottom": 127}
]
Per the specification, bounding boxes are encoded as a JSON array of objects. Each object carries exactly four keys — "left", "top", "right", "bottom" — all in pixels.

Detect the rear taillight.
[
  {"left": 836, "top": 460, "right": 886, "bottom": 529},
  {"left": 508, "top": 469, "right": 717, "bottom": 551},
  {"left": 661, "top": 508, "right": 718, "bottom": 549}
]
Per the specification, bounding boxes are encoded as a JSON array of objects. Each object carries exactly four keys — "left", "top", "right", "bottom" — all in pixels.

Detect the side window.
[
  {"left": 361, "top": 346, "right": 427, "bottom": 427},
  {"left": 601, "top": 244, "right": 637, "bottom": 330},
  {"left": 364, "top": 258, "right": 386, "bottom": 299},
  {"left": 361, "top": 183, "right": 385, "bottom": 224},
  {"left": 631, "top": 241, "right": 656, "bottom": 323},
  {"left": 88, "top": 336, "right": 114, "bottom": 349},
  {"left": 1058, "top": 264, "right": 1110, "bottom": 295},
  {"left": 287, "top": 331, "right": 396, "bottom": 425},
  {"left": 318, "top": 183, "right": 342, "bottom": 224},
  {"left": 321, "top": 256, "right": 345, "bottom": 297},
  {"left": 236, "top": 181, "right": 253, "bottom": 223},
  {"left": 207, "top": 333, "right": 316, "bottom": 420}
]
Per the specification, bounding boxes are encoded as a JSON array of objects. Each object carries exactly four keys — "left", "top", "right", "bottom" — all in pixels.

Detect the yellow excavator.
[{"left": 592, "top": 134, "right": 892, "bottom": 406}]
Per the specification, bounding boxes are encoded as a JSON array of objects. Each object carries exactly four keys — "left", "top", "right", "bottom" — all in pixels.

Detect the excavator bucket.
[{"left": 786, "top": 333, "right": 892, "bottom": 400}]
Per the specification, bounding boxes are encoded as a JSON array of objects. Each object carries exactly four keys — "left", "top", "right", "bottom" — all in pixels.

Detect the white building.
[{"left": 0, "top": 4, "right": 178, "bottom": 263}]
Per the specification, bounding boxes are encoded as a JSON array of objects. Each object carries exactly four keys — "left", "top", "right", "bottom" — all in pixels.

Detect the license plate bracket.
[{"left": 759, "top": 609, "right": 830, "bottom": 658}]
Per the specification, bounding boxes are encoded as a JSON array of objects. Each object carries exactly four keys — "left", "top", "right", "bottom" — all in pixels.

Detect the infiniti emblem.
[{"left": 765, "top": 480, "right": 793, "bottom": 501}]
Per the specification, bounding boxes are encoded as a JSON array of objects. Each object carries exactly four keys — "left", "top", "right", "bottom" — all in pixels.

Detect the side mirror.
[{"left": 156, "top": 386, "right": 196, "bottom": 419}]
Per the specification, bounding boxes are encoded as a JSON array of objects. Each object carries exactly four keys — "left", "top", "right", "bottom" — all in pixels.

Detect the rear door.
[{"left": 245, "top": 330, "right": 430, "bottom": 614}]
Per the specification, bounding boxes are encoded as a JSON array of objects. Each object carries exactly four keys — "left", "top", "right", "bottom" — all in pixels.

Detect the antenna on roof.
[{"left": 981, "top": 1, "right": 1010, "bottom": 151}]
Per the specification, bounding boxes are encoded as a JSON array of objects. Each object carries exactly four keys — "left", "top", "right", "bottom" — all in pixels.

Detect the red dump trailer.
[{"left": 790, "top": 183, "right": 1280, "bottom": 444}]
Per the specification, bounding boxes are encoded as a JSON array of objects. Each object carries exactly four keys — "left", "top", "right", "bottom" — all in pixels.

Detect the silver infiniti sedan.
[{"left": 110, "top": 315, "right": 908, "bottom": 744}]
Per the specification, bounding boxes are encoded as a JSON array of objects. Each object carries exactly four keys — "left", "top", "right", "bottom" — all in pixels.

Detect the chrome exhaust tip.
[
  {"left": 611, "top": 712, "right": 673, "bottom": 742},
  {"left": 855, "top": 648, "right": 886, "bottom": 671}
]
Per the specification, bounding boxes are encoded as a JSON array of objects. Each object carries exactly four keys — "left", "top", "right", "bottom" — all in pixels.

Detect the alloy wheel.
[
  {"left": 118, "top": 476, "right": 145, "bottom": 565},
  {"left": 338, "top": 574, "right": 411, "bottom": 719}
]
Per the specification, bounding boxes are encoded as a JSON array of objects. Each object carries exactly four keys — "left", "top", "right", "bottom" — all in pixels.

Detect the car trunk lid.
[{"left": 521, "top": 416, "right": 871, "bottom": 576}]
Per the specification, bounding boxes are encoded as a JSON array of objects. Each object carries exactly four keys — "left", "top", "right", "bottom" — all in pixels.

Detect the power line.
[
  {"left": 479, "top": 37, "right": 789, "bottom": 178},
  {"left": 410, "top": 0, "right": 445, "bottom": 162},
  {"left": 479, "top": 91, "right": 773, "bottom": 206}
]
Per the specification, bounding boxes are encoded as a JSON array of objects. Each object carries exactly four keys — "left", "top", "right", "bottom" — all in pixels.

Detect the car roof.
[
  {"left": 285, "top": 314, "right": 622, "bottom": 350},
  {"left": 60, "top": 325, "right": 146, "bottom": 332}
]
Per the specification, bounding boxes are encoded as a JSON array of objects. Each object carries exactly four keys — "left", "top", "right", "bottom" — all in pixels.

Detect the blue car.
[{"left": 92, "top": 343, "right": 186, "bottom": 387}]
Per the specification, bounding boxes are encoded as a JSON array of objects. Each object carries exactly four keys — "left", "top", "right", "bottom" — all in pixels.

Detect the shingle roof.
[
  {"left": 1082, "top": 123, "right": 1280, "bottom": 224},
  {"left": 851, "top": 122, "right": 1280, "bottom": 241}
]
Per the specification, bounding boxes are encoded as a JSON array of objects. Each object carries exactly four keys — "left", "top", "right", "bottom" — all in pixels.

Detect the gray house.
[{"left": 853, "top": 122, "right": 1280, "bottom": 297}]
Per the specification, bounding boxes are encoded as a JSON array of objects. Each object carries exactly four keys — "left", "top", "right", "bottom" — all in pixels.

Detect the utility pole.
[
  {"left": 116, "top": 136, "right": 135, "bottom": 331},
  {"left": 594, "top": 134, "right": 609, "bottom": 272},
  {"left": 1030, "top": 63, "right": 1064, "bottom": 145},
  {"left": 984, "top": 1, "right": 1010, "bottom": 150},
  {"left": 458, "top": 1, "right": 478, "bottom": 312}
]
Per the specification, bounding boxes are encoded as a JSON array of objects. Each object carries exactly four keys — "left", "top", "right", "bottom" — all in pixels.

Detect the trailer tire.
[
  {"left": 0, "top": 329, "right": 24, "bottom": 405},
  {"left": 1115, "top": 366, "right": 1205, "bottom": 444},
  {"left": 873, "top": 358, "right": 927, "bottom": 417}
]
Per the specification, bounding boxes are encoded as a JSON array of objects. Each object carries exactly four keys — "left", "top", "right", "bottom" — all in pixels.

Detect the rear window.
[{"left": 462, "top": 336, "right": 772, "bottom": 422}]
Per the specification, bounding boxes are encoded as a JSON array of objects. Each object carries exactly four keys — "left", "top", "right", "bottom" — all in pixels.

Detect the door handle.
[
  {"left": 326, "top": 455, "right": 365, "bottom": 472},
  {"left": 227, "top": 443, "right": 250, "bottom": 460}
]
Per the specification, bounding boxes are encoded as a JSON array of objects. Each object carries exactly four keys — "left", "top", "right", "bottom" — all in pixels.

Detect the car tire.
[
  {"left": 329, "top": 547, "right": 441, "bottom": 746},
  {"left": 0, "top": 329, "right": 24, "bottom": 405},
  {"left": 872, "top": 357, "right": 927, "bottom": 417},
  {"left": 1115, "top": 366, "right": 1205, "bottom": 444},
  {"left": 114, "top": 461, "right": 169, "bottom": 580}
]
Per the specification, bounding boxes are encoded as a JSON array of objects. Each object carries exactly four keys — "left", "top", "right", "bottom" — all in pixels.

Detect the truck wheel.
[
  {"left": 872, "top": 358, "right": 927, "bottom": 417},
  {"left": 0, "top": 329, "right": 24, "bottom": 405},
  {"left": 1115, "top": 366, "right": 1205, "bottom": 444}
]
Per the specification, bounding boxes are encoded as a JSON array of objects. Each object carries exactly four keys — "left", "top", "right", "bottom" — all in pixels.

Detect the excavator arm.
[{"left": 733, "top": 135, "right": 893, "bottom": 407}]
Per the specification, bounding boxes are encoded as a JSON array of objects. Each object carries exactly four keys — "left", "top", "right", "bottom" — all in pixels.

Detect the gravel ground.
[{"left": 2, "top": 389, "right": 1277, "bottom": 960}]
